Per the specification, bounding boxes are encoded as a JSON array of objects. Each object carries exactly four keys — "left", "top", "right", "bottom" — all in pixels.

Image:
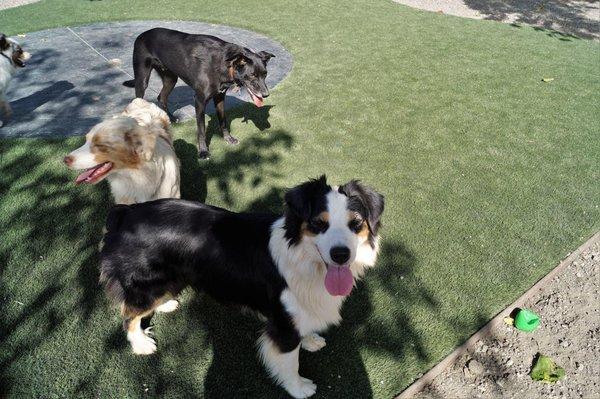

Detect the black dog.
[
  {"left": 123, "top": 28, "right": 274, "bottom": 159},
  {"left": 99, "top": 176, "right": 384, "bottom": 398}
]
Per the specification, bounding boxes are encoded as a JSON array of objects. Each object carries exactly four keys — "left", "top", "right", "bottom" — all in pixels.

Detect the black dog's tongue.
[{"left": 246, "top": 88, "right": 264, "bottom": 107}]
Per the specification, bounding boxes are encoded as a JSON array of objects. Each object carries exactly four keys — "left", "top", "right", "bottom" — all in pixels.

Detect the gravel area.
[
  {"left": 0, "top": 0, "right": 41, "bottom": 11},
  {"left": 415, "top": 239, "right": 600, "bottom": 399},
  {"left": 393, "top": 0, "right": 600, "bottom": 40}
]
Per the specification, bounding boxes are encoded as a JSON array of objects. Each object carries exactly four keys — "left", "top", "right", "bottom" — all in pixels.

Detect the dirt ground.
[
  {"left": 415, "top": 239, "right": 600, "bottom": 398},
  {"left": 0, "top": 0, "right": 41, "bottom": 11}
]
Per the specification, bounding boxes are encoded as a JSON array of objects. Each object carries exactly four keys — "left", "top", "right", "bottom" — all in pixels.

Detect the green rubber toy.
[{"left": 514, "top": 308, "right": 540, "bottom": 332}]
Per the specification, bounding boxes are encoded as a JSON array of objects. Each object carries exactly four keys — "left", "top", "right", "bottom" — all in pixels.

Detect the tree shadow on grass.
[
  {"left": 0, "top": 137, "right": 110, "bottom": 397},
  {"left": 174, "top": 125, "right": 291, "bottom": 207},
  {"left": 1, "top": 104, "right": 446, "bottom": 398},
  {"left": 463, "top": 0, "right": 598, "bottom": 40},
  {"left": 0, "top": 122, "right": 294, "bottom": 397}
]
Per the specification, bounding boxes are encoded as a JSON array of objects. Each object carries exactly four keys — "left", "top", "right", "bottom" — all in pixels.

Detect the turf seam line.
[
  {"left": 396, "top": 231, "right": 600, "bottom": 399},
  {"left": 65, "top": 26, "right": 194, "bottom": 120}
]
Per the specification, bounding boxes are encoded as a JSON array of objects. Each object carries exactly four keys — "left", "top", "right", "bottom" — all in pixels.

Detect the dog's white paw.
[
  {"left": 301, "top": 334, "right": 326, "bottom": 352},
  {"left": 129, "top": 331, "right": 157, "bottom": 355},
  {"left": 284, "top": 376, "right": 317, "bottom": 398},
  {"left": 156, "top": 299, "right": 179, "bottom": 313}
]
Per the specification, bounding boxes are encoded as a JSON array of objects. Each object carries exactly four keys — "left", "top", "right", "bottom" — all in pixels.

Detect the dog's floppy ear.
[
  {"left": 339, "top": 180, "right": 385, "bottom": 235},
  {"left": 0, "top": 34, "right": 9, "bottom": 51},
  {"left": 257, "top": 51, "right": 275, "bottom": 64},
  {"left": 284, "top": 175, "right": 328, "bottom": 219},
  {"left": 124, "top": 124, "right": 156, "bottom": 162}
]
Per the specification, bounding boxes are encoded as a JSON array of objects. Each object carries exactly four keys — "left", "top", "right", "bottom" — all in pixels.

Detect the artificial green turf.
[{"left": 1, "top": 1, "right": 599, "bottom": 398}]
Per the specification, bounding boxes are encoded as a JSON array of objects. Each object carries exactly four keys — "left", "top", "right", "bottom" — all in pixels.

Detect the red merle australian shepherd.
[{"left": 100, "top": 176, "right": 384, "bottom": 398}]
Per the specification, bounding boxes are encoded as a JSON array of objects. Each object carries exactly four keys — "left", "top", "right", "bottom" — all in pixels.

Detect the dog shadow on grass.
[
  {"left": 173, "top": 111, "right": 289, "bottom": 208},
  {"left": 167, "top": 85, "right": 273, "bottom": 133}
]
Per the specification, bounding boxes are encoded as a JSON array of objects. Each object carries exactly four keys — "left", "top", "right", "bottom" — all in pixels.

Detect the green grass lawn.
[{"left": 1, "top": 0, "right": 599, "bottom": 397}]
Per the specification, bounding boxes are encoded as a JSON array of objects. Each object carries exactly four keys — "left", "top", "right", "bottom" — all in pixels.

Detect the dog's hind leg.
[
  {"left": 213, "top": 92, "right": 238, "bottom": 145},
  {"left": 122, "top": 304, "right": 157, "bottom": 355},
  {"left": 156, "top": 69, "right": 178, "bottom": 121},
  {"left": 124, "top": 315, "right": 156, "bottom": 355},
  {"left": 132, "top": 56, "right": 152, "bottom": 99}
]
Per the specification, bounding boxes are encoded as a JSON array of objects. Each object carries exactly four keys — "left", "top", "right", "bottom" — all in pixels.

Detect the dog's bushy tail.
[
  {"left": 99, "top": 205, "right": 130, "bottom": 305},
  {"left": 123, "top": 79, "right": 135, "bottom": 88}
]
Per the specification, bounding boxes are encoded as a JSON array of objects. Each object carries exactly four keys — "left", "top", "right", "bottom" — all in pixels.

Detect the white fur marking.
[
  {"left": 67, "top": 142, "right": 98, "bottom": 169},
  {"left": 301, "top": 333, "right": 326, "bottom": 352},
  {"left": 127, "top": 320, "right": 157, "bottom": 355},
  {"left": 155, "top": 299, "right": 179, "bottom": 313},
  {"left": 257, "top": 333, "right": 316, "bottom": 398}
]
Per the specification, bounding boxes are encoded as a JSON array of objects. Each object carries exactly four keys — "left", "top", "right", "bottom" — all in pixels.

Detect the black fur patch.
[
  {"left": 338, "top": 180, "right": 385, "bottom": 245},
  {"left": 0, "top": 34, "right": 8, "bottom": 51},
  {"left": 283, "top": 175, "right": 331, "bottom": 246}
]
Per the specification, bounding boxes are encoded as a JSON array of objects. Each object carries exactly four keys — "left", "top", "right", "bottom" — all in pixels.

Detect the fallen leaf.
[
  {"left": 530, "top": 354, "right": 565, "bottom": 383},
  {"left": 504, "top": 317, "right": 514, "bottom": 326}
]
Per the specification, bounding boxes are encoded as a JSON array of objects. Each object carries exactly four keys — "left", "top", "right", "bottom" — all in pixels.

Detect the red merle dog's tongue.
[{"left": 75, "top": 162, "right": 113, "bottom": 184}]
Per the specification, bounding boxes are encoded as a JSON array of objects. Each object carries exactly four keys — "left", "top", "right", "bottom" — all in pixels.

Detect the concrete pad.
[{"left": 0, "top": 21, "right": 293, "bottom": 138}]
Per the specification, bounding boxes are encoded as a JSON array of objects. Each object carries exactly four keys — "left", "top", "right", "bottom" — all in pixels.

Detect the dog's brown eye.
[
  {"left": 349, "top": 218, "right": 363, "bottom": 233},
  {"left": 308, "top": 219, "right": 328, "bottom": 233}
]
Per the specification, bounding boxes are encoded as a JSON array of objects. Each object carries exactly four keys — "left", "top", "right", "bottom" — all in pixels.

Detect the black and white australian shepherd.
[
  {"left": 0, "top": 33, "right": 31, "bottom": 127},
  {"left": 64, "top": 98, "right": 180, "bottom": 204},
  {"left": 100, "top": 175, "right": 384, "bottom": 398}
]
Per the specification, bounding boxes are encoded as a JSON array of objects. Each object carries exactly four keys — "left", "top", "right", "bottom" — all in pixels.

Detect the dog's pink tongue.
[
  {"left": 324, "top": 265, "right": 354, "bottom": 296},
  {"left": 249, "top": 91, "right": 264, "bottom": 107},
  {"left": 75, "top": 167, "right": 97, "bottom": 184}
]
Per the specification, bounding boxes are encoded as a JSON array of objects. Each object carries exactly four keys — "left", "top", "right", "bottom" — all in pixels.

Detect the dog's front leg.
[
  {"left": 213, "top": 92, "right": 238, "bottom": 145},
  {"left": 258, "top": 332, "right": 317, "bottom": 398},
  {"left": 194, "top": 94, "right": 209, "bottom": 159}
]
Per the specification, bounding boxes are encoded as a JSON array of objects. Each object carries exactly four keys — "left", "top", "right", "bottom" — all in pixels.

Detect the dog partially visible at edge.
[
  {"left": 99, "top": 175, "right": 384, "bottom": 398},
  {"left": 123, "top": 28, "right": 275, "bottom": 160},
  {"left": 64, "top": 98, "right": 180, "bottom": 204},
  {"left": 0, "top": 33, "right": 31, "bottom": 127}
]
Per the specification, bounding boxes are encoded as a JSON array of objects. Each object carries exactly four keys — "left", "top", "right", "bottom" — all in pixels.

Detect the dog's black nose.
[{"left": 330, "top": 246, "right": 350, "bottom": 265}]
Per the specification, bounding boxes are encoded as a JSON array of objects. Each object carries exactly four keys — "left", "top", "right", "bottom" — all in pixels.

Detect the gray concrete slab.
[{"left": 0, "top": 21, "right": 293, "bottom": 138}]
